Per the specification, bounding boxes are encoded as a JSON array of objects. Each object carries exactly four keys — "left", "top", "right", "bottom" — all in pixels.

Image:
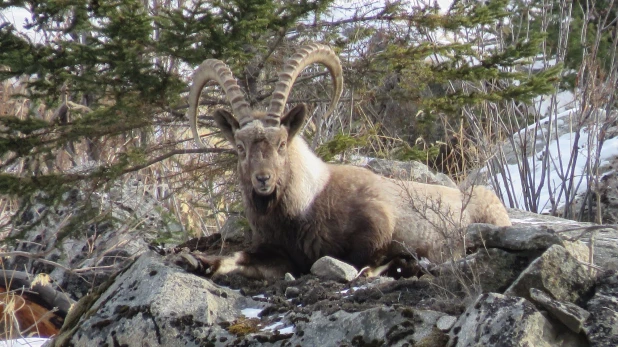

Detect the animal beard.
[{"left": 252, "top": 188, "right": 278, "bottom": 215}]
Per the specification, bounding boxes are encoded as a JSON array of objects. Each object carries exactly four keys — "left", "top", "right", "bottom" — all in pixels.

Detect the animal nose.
[{"left": 255, "top": 174, "right": 271, "bottom": 184}]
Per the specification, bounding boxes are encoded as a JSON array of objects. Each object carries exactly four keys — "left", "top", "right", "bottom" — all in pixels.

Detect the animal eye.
[
  {"left": 236, "top": 144, "right": 245, "bottom": 152},
  {"left": 279, "top": 141, "right": 286, "bottom": 149}
]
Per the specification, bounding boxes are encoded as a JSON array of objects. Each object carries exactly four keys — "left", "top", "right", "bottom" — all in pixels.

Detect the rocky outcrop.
[
  {"left": 448, "top": 293, "right": 587, "bottom": 347},
  {"left": 508, "top": 208, "right": 618, "bottom": 271},
  {"left": 4, "top": 175, "right": 617, "bottom": 346},
  {"left": 50, "top": 251, "right": 265, "bottom": 347},
  {"left": 290, "top": 307, "right": 446, "bottom": 346},
  {"left": 364, "top": 158, "right": 458, "bottom": 188},
  {"left": 346, "top": 156, "right": 458, "bottom": 188},
  {"left": 44, "top": 210, "right": 618, "bottom": 347},
  {"left": 504, "top": 244, "right": 594, "bottom": 303},
  {"left": 530, "top": 288, "right": 590, "bottom": 334},
  {"left": 584, "top": 271, "right": 618, "bottom": 346}
]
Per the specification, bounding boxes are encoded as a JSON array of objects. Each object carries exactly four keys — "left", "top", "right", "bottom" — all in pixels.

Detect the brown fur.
[
  {"left": 0, "top": 286, "right": 64, "bottom": 339},
  {"left": 182, "top": 104, "right": 511, "bottom": 279}
]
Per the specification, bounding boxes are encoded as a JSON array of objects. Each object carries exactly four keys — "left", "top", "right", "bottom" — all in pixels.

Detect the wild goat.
[{"left": 183, "top": 43, "right": 512, "bottom": 279}]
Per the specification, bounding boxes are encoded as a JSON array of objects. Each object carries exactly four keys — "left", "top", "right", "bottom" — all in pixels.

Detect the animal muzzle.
[{"left": 252, "top": 172, "right": 275, "bottom": 195}]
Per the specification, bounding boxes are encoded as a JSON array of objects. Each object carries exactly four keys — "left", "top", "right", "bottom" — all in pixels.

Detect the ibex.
[{"left": 183, "top": 43, "right": 512, "bottom": 279}]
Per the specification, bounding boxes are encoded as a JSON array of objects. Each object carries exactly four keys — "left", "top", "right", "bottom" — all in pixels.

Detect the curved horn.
[
  {"left": 187, "top": 59, "right": 251, "bottom": 147},
  {"left": 267, "top": 43, "right": 343, "bottom": 124}
]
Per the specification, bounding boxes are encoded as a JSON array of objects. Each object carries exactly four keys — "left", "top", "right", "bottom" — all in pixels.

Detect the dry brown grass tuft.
[{"left": 0, "top": 270, "right": 61, "bottom": 340}]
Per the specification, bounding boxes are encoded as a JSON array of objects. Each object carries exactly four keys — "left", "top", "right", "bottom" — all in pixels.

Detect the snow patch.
[
  {"left": 0, "top": 338, "right": 49, "bottom": 347},
  {"left": 240, "top": 308, "right": 263, "bottom": 319},
  {"left": 262, "top": 322, "right": 295, "bottom": 334}
]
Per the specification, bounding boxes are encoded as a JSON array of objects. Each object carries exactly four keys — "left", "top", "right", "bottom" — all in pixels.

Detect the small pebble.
[
  {"left": 285, "top": 286, "right": 300, "bottom": 298},
  {"left": 436, "top": 315, "right": 457, "bottom": 332}
]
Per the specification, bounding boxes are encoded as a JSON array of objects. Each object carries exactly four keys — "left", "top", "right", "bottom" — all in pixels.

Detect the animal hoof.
[
  {"left": 174, "top": 253, "right": 217, "bottom": 276},
  {"left": 177, "top": 253, "right": 199, "bottom": 269}
]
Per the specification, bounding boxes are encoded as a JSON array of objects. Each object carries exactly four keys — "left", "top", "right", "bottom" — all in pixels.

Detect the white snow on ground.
[
  {"left": 536, "top": 91, "right": 576, "bottom": 118},
  {"left": 240, "top": 308, "right": 263, "bottom": 319},
  {"left": 495, "top": 90, "right": 618, "bottom": 214},
  {"left": 500, "top": 127, "right": 618, "bottom": 213},
  {"left": 262, "top": 322, "right": 295, "bottom": 334},
  {"left": 241, "top": 307, "right": 295, "bottom": 334},
  {"left": 278, "top": 326, "right": 295, "bottom": 334},
  {"left": 262, "top": 322, "right": 284, "bottom": 331},
  {"left": 0, "top": 338, "right": 48, "bottom": 347}
]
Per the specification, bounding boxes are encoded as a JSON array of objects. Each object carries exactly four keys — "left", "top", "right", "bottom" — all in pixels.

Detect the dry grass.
[
  {"left": 0, "top": 72, "right": 237, "bottom": 243},
  {"left": 394, "top": 185, "right": 489, "bottom": 305},
  {"left": 0, "top": 271, "right": 60, "bottom": 340}
]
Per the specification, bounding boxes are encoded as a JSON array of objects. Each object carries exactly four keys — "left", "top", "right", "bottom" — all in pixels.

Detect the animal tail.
[{"left": 466, "top": 185, "right": 512, "bottom": 226}]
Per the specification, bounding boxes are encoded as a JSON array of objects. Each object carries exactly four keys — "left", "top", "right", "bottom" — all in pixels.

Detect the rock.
[
  {"left": 529, "top": 288, "right": 590, "bottom": 333},
  {"left": 562, "top": 240, "right": 593, "bottom": 263},
  {"left": 553, "top": 159, "right": 618, "bottom": 225},
  {"left": 365, "top": 275, "right": 396, "bottom": 286},
  {"left": 285, "top": 286, "right": 300, "bottom": 298},
  {"left": 284, "top": 273, "right": 296, "bottom": 281},
  {"left": 289, "top": 307, "right": 447, "bottom": 346},
  {"left": 448, "top": 293, "right": 587, "bottom": 347},
  {"left": 508, "top": 208, "right": 618, "bottom": 271},
  {"left": 38, "top": 218, "right": 615, "bottom": 347},
  {"left": 436, "top": 315, "right": 457, "bottom": 332},
  {"left": 310, "top": 256, "right": 358, "bottom": 282},
  {"left": 584, "top": 271, "right": 618, "bottom": 346},
  {"left": 11, "top": 183, "right": 615, "bottom": 346},
  {"left": 355, "top": 157, "right": 458, "bottom": 188},
  {"left": 466, "top": 223, "right": 563, "bottom": 251},
  {"left": 52, "top": 251, "right": 263, "bottom": 347},
  {"left": 434, "top": 248, "right": 534, "bottom": 294},
  {"left": 504, "top": 244, "right": 594, "bottom": 303},
  {"left": 596, "top": 167, "right": 618, "bottom": 223}
]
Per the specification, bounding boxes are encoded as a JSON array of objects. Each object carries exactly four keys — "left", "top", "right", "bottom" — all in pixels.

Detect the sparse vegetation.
[
  {"left": 0, "top": 0, "right": 564, "bottom": 242},
  {"left": 0, "top": 1, "right": 616, "bottom": 339},
  {"left": 227, "top": 317, "right": 261, "bottom": 337}
]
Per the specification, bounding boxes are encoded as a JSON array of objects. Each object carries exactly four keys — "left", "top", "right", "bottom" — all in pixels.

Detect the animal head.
[{"left": 187, "top": 43, "right": 343, "bottom": 209}]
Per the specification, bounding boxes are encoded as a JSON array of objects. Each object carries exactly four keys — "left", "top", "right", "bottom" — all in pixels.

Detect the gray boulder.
[
  {"left": 350, "top": 157, "right": 458, "bottom": 188},
  {"left": 50, "top": 251, "right": 264, "bottom": 347},
  {"left": 508, "top": 208, "right": 618, "bottom": 271},
  {"left": 310, "top": 256, "right": 358, "bottom": 282},
  {"left": 436, "top": 315, "right": 457, "bottom": 332},
  {"left": 584, "top": 271, "right": 618, "bottom": 346},
  {"left": 504, "top": 244, "right": 594, "bottom": 303},
  {"left": 434, "top": 248, "right": 534, "bottom": 294},
  {"left": 466, "top": 223, "right": 563, "bottom": 251},
  {"left": 288, "top": 307, "right": 447, "bottom": 347},
  {"left": 530, "top": 288, "right": 590, "bottom": 333},
  {"left": 448, "top": 293, "right": 586, "bottom": 347}
]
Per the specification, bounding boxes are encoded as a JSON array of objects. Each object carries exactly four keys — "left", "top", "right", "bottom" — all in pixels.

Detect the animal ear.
[
  {"left": 281, "top": 104, "right": 306, "bottom": 139},
  {"left": 213, "top": 109, "right": 240, "bottom": 144}
]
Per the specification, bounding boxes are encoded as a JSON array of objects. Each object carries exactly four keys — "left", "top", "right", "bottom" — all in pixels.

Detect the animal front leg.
[
  {"left": 176, "top": 252, "right": 246, "bottom": 277},
  {"left": 176, "top": 248, "right": 296, "bottom": 280}
]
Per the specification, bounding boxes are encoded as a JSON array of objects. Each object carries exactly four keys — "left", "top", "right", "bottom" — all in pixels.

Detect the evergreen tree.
[
  {"left": 330, "top": 0, "right": 560, "bottom": 170},
  {"left": 0, "top": 0, "right": 563, "bottom": 237},
  {"left": 0, "top": 0, "right": 331, "bottom": 236}
]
